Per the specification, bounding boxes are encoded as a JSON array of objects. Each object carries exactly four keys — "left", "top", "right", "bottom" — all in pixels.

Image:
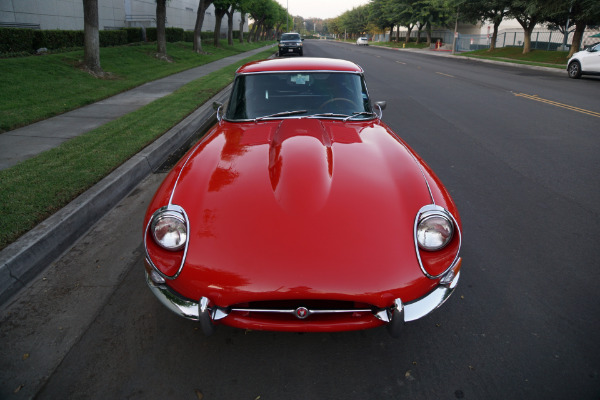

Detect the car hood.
[{"left": 166, "top": 119, "right": 437, "bottom": 305}]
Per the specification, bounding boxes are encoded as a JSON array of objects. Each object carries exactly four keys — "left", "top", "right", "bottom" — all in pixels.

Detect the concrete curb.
[{"left": 0, "top": 87, "right": 231, "bottom": 305}]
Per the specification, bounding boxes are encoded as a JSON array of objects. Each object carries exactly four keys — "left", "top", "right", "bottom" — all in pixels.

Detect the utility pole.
[{"left": 287, "top": 0, "right": 289, "bottom": 32}]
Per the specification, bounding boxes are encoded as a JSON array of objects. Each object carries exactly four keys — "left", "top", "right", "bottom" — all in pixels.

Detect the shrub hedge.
[
  {"left": 0, "top": 28, "right": 37, "bottom": 53},
  {"left": 0, "top": 27, "right": 244, "bottom": 56}
]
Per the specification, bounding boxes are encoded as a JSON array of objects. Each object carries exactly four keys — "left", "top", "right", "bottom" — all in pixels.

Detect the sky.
[{"left": 274, "top": 0, "right": 371, "bottom": 20}]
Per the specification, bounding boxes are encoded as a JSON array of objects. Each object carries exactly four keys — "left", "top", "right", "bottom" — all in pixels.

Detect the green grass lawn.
[
  {"left": 460, "top": 47, "right": 569, "bottom": 68},
  {"left": 0, "top": 46, "right": 276, "bottom": 250},
  {"left": 0, "top": 40, "right": 273, "bottom": 133}
]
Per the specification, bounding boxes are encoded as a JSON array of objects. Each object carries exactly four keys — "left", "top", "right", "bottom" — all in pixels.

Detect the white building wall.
[{"left": 0, "top": 0, "right": 246, "bottom": 33}]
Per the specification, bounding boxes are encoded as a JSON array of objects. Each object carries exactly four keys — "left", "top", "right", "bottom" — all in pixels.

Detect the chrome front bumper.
[{"left": 145, "top": 258, "right": 461, "bottom": 333}]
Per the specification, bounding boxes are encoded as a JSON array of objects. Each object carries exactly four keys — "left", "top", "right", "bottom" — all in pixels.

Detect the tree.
[
  {"left": 246, "top": 0, "right": 278, "bottom": 42},
  {"left": 369, "top": 0, "right": 397, "bottom": 42},
  {"left": 506, "top": 0, "right": 546, "bottom": 54},
  {"left": 213, "top": 0, "right": 230, "bottom": 47},
  {"left": 460, "top": 0, "right": 510, "bottom": 51},
  {"left": 82, "top": 0, "right": 103, "bottom": 76},
  {"left": 193, "top": 0, "right": 214, "bottom": 53},
  {"left": 545, "top": 0, "right": 600, "bottom": 57},
  {"left": 156, "top": 0, "right": 169, "bottom": 60},
  {"left": 567, "top": 0, "right": 600, "bottom": 57},
  {"left": 225, "top": 5, "right": 235, "bottom": 45}
]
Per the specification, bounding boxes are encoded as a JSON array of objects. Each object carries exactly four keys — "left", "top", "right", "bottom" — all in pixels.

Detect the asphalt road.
[{"left": 1, "top": 40, "right": 599, "bottom": 399}]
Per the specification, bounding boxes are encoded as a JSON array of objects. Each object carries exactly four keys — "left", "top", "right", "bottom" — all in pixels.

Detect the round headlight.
[
  {"left": 417, "top": 213, "right": 454, "bottom": 251},
  {"left": 151, "top": 211, "right": 187, "bottom": 251}
]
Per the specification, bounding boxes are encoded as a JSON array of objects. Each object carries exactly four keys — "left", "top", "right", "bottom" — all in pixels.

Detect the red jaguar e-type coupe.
[{"left": 143, "top": 57, "right": 462, "bottom": 337}]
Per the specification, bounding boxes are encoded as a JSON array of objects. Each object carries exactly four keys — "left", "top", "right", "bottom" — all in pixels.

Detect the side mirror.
[
  {"left": 213, "top": 101, "right": 224, "bottom": 121},
  {"left": 374, "top": 101, "right": 387, "bottom": 119}
]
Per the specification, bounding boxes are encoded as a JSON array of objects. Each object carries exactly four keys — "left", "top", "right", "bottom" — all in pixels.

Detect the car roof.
[{"left": 236, "top": 57, "right": 364, "bottom": 74}]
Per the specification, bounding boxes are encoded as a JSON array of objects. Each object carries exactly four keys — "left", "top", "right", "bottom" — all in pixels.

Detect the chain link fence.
[{"left": 371, "top": 29, "right": 600, "bottom": 52}]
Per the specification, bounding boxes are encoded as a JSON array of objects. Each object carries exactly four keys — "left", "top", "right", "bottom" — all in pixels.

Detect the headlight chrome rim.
[
  {"left": 151, "top": 210, "right": 187, "bottom": 251},
  {"left": 144, "top": 204, "right": 190, "bottom": 280},
  {"left": 416, "top": 211, "right": 454, "bottom": 251},
  {"left": 413, "top": 204, "right": 461, "bottom": 279}
]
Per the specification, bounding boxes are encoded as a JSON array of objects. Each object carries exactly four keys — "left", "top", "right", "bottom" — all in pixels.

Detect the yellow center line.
[
  {"left": 514, "top": 93, "right": 600, "bottom": 118},
  {"left": 436, "top": 72, "right": 455, "bottom": 78}
]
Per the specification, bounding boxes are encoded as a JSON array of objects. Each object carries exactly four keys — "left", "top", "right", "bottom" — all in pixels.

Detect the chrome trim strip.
[
  {"left": 386, "top": 131, "right": 435, "bottom": 204},
  {"left": 168, "top": 143, "right": 201, "bottom": 206},
  {"left": 413, "top": 205, "right": 462, "bottom": 279},
  {"left": 143, "top": 204, "right": 190, "bottom": 280},
  {"left": 236, "top": 70, "right": 364, "bottom": 76},
  {"left": 230, "top": 307, "right": 372, "bottom": 317}
]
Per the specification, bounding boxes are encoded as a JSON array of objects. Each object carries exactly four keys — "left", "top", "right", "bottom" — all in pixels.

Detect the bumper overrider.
[{"left": 145, "top": 258, "right": 462, "bottom": 337}]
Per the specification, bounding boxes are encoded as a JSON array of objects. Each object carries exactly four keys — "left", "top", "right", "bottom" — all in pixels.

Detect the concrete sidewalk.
[
  {"left": 0, "top": 44, "right": 277, "bottom": 305},
  {"left": 0, "top": 44, "right": 276, "bottom": 170}
]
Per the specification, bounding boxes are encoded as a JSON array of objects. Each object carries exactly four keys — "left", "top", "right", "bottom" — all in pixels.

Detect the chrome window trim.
[
  {"left": 222, "top": 115, "right": 377, "bottom": 123},
  {"left": 144, "top": 204, "right": 190, "bottom": 280},
  {"left": 413, "top": 204, "right": 462, "bottom": 279},
  {"left": 225, "top": 70, "right": 377, "bottom": 123},
  {"left": 235, "top": 70, "right": 364, "bottom": 76}
]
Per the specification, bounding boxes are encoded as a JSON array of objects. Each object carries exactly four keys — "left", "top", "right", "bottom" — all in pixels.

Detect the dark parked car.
[{"left": 278, "top": 32, "right": 303, "bottom": 56}]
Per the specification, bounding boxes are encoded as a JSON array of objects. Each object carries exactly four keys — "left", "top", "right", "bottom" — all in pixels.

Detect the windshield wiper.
[
  {"left": 307, "top": 113, "right": 351, "bottom": 119},
  {"left": 343, "top": 112, "right": 377, "bottom": 121},
  {"left": 254, "top": 110, "right": 307, "bottom": 121}
]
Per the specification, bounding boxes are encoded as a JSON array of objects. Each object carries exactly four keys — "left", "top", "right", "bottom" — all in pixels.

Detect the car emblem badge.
[{"left": 295, "top": 307, "right": 309, "bottom": 319}]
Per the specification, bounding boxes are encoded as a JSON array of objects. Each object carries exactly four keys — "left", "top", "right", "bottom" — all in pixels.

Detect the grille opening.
[{"left": 236, "top": 299, "right": 373, "bottom": 310}]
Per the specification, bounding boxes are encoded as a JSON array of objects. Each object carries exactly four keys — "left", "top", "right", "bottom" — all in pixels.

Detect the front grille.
[{"left": 230, "top": 300, "right": 374, "bottom": 320}]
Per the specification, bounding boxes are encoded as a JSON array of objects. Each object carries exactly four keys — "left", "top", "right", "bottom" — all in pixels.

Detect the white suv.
[{"left": 567, "top": 42, "right": 600, "bottom": 79}]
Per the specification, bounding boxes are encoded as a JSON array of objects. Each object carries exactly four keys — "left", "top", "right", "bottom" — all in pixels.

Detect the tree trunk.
[
  {"left": 253, "top": 20, "right": 264, "bottom": 42},
  {"left": 389, "top": 25, "right": 394, "bottom": 42},
  {"left": 488, "top": 21, "right": 500, "bottom": 52},
  {"left": 156, "top": 0, "right": 167, "bottom": 58},
  {"left": 226, "top": 7, "right": 234, "bottom": 46},
  {"left": 522, "top": 26, "right": 533, "bottom": 54},
  {"left": 247, "top": 18, "right": 258, "bottom": 43},
  {"left": 426, "top": 23, "right": 432, "bottom": 46},
  {"left": 213, "top": 8, "right": 226, "bottom": 47},
  {"left": 517, "top": 16, "right": 538, "bottom": 54},
  {"left": 193, "top": 0, "right": 213, "bottom": 53},
  {"left": 405, "top": 26, "right": 413, "bottom": 44},
  {"left": 239, "top": 12, "right": 245, "bottom": 43},
  {"left": 82, "top": 0, "right": 103, "bottom": 76},
  {"left": 567, "top": 21, "right": 585, "bottom": 58}
]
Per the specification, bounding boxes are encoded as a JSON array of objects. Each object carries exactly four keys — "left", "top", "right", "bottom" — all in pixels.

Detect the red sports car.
[{"left": 143, "top": 57, "right": 462, "bottom": 337}]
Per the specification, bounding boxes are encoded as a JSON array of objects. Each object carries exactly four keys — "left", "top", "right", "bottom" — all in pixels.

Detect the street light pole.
[
  {"left": 562, "top": 0, "right": 574, "bottom": 51},
  {"left": 287, "top": 0, "right": 289, "bottom": 32}
]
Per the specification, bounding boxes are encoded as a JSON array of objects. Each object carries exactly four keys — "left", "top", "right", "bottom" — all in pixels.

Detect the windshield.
[
  {"left": 281, "top": 34, "right": 301, "bottom": 41},
  {"left": 225, "top": 72, "right": 374, "bottom": 121}
]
